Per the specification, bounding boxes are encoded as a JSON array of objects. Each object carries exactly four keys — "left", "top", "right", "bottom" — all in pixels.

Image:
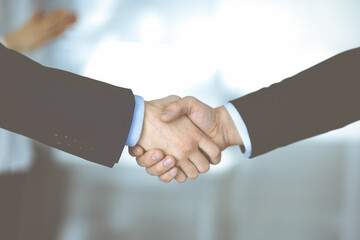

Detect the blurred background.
[{"left": 0, "top": 0, "right": 359, "bottom": 239}]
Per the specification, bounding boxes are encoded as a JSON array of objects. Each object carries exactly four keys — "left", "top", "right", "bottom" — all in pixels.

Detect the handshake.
[
  {"left": 1, "top": 33, "right": 356, "bottom": 179},
  {"left": 128, "top": 95, "right": 243, "bottom": 183}
]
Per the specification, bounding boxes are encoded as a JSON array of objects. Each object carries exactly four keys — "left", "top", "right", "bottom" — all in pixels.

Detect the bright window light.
[
  {"left": 84, "top": 40, "right": 218, "bottom": 100},
  {"left": 139, "top": 14, "right": 163, "bottom": 43}
]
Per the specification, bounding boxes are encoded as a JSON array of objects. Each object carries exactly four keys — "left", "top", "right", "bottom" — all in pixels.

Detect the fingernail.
[
  {"left": 170, "top": 168, "right": 177, "bottom": 176},
  {"left": 164, "top": 157, "right": 174, "bottom": 167},
  {"left": 152, "top": 152, "right": 161, "bottom": 161}
]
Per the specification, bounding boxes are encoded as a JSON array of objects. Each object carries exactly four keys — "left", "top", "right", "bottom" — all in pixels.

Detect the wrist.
[
  {"left": 216, "top": 106, "right": 243, "bottom": 147},
  {"left": 3, "top": 34, "right": 13, "bottom": 49},
  {"left": 3, "top": 33, "right": 20, "bottom": 51}
]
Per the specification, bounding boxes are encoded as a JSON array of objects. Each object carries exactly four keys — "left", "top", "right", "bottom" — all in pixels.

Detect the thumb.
[
  {"left": 160, "top": 97, "right": 193, "bottom": 122},
  {"left": 128, "top": 145, "right": 145, "bottom": 157}
]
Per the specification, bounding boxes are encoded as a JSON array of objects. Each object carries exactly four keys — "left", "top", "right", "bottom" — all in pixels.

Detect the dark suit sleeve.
[
  {"left": 0, "top": 43, "right": 135, "bottom": 167},
  {"left": 230, "top": 47, "right": 360, "bottom": 158}
]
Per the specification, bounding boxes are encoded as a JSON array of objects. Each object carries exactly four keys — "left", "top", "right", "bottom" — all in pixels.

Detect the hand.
[
  {"left": 129, "top": 145, "right": 178, "bottom": 183},
  {"left": 4, "top": 8, "right": 77, "bottom": 52},
  {"left": 161, "top": 96, "right": 243, "bottom": 150},
  {"left": 130, "top": 96, "right": 242, "bottom": 182},
  {"left": 136, "top": 95, "right": 221, "bottom": 182}
]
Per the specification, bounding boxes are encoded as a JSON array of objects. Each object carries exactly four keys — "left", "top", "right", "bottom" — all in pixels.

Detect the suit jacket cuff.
[
  {"left": 126, "top": 95, "right": 145, "bottom": 147},
  {"left": 224, "top": 102, "right": 252, "bottom": 158}
]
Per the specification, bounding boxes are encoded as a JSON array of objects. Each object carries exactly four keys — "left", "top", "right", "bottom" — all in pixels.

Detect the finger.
[
  {"left": 161, "top": 96, "right": 197, "bottom": 122},
  {"left": 189, "top": 151, "right": 210, "bottom": 173},
  {"left": 43, "top": 12, "right": 77, "bottom": 39},
  {"left": 40, "top": 14, "right": 66, "bottom": 36},
  {"left": 198, "top": 136, "right": 222, "bottom": 165},
  {"left": 146, "top": 156, "right": 176, "bottom": 176},
  {"left": 30, "top": 8, "right": 45, "bottom": 21},
  {"left": 128, "top": 145, "right": 144, "bottom": 157},
  {"left": 178, "top": 161, "right": 199, "bottom": 179},
  {"left": 161, "top": 100, "right": 189, "bottom": 122},
  {"left": 175, "top": 169, "right": 187, "bottom": 183},
  {"left": 46, "top": 26, "right": 67, "bottom": 39},
  {"left": 158, "top": 167, "right": 178, "bottom": 183},
  {"left": 135, "top": 149, "right": 164, "bottom": 168},
  {"left": 66, "top": 12, "right": 77, "bottom": 24},
  {"left": 42, "top": 9, "right": 75, "bottom": 31},
  {"left": 53, "top": 11, "right": 77, "bottom": 28},
  {"left": 43, "top": 9, "right": 68, "bottom": 24}
]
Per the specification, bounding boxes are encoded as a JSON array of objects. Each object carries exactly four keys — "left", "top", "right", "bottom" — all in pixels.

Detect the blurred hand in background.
[{"left": 3, "top": 8, "right": 77, "bottom": 52}]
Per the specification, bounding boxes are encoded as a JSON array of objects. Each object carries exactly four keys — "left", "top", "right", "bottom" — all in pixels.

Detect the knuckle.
[
  {"left": 176, "top": 177, "right": 186, "bottom": 183},
  {"left": 169, "top": 102, "right": 181, "bottom": 112},
  {"left": 211, "top": 149, "right": 221, "bottom": 163},
  {"left": 131, "top": 145, "right": 144, "bottom": 156},
  {"left": 128, "top": 147, "right": 135, "bottom": 157},
  {"left": 184, "top": 96, "right": 196, "bottom": 103},
  {"left": 182, "top": 143, "right": 195, "bottom": 155},
  {"left": 212, "top": 161, "right": 220, "bottom": 166},
  {"left": 214, "top": 146, "right": 221, "bottom": 157},
  {"left": 170, "top": 167, "right": 178, "bottom": 176},
  {"left": 159, "top": 176, "right": 171, "bottom": 183},
  {"left": 188, "top": 172, "right": 199, "bottom": 180},
  {"left": 176, "top": 174, "right": 186, "bottom": 183},
  {"left": 146, "top": 168, "right": 156, "bottom": 176},
  {"left": 155, "top": 163, "right": 168, "bottom": 175},
  {"left": 169, "top": 95, "right": 180, "bottom": 100},
  {"left": 155, "top": 163, "right": 166, "bottom": 173},
  {"left": 142, "top": 154, "right": 158, "bottom": 167},
  {"left": 212, "top": 160, "right": 220, "bottom": 165},
  {"left": 142, "top": 158, "right": 153, "bottom": 168},
  {"left": 199, "top": 164, "right": 210, "bottom": 173},
  {"left": 136, "top": 158, "right": 145, "bottom": 167}
]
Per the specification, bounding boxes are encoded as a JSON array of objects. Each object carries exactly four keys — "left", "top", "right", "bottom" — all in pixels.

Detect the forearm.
[
  {"left": 231, "top": 47, "right": 360, "bottom": 157},
  {"left": 0, "top": 43, "right": 135, "bottom": 166}
]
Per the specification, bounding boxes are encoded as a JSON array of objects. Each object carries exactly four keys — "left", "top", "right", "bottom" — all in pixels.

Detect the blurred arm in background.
[{"left": 2, "top": 8, "right": 76, "bottom": 52}]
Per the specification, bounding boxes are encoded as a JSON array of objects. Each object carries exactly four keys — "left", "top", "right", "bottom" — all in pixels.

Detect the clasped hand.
[{"left": 129, "top": 95, "right": 242, "bottom": 183}]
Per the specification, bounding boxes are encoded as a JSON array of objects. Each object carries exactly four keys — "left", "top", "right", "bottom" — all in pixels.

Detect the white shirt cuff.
[
  {"left": 224, "top": 102, "right": 252, "bottom": 158},
  {"left": 126, "top": 95, "right": 145, "bottom": 147}
]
